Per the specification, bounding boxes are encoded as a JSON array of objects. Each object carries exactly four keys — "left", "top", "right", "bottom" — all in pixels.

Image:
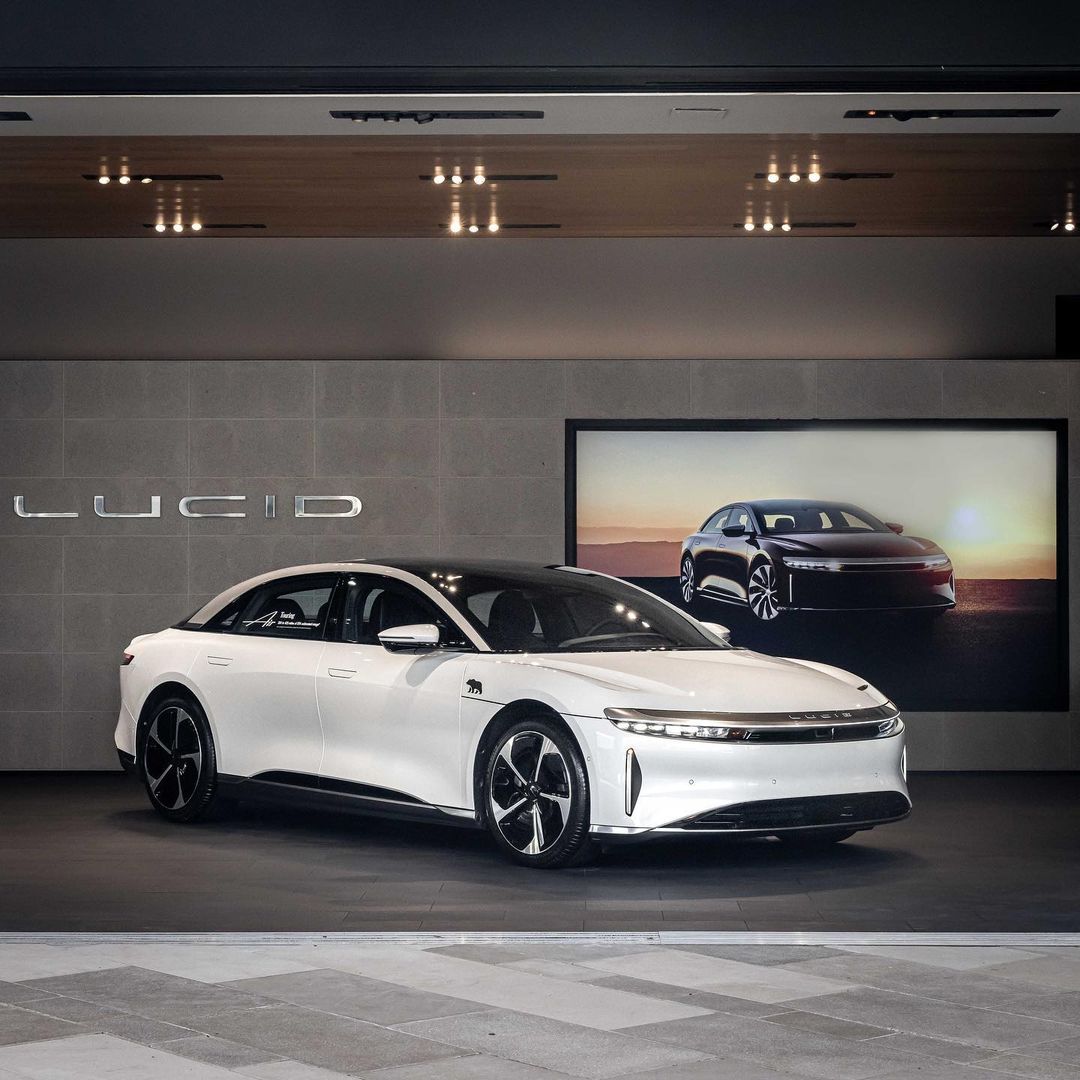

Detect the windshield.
[
  {"left": 753, "top": 502, "right": 889, "bottom": 535},
  {"left": 422, "top": 567, "right": 727, "bottom": 653}
]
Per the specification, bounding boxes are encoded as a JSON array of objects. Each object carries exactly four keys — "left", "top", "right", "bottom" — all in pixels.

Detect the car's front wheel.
[
  {"left": 484, "top": 718, "right": 596, "bottom": 869},
  {"left": 139, "top": 693, "right": 220, "bottom": 823},
  {"left": 679, "top": 554, "right": 697, "bottom": 606},
  {"left": 747, "top": 560, "right": 782, "bottom": 621}
]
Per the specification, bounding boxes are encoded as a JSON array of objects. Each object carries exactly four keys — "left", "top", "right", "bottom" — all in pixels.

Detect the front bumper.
[
  {"left": 783, "top": 564, "right": 955, "bottom": 612},
  {"left": 580, "top": 713, "right": 908, "bottom": 836}
]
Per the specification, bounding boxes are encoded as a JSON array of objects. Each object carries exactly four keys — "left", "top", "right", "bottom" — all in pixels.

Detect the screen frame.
[{"left": 565, "top": 417, "right": 1069, "bottom": 712}]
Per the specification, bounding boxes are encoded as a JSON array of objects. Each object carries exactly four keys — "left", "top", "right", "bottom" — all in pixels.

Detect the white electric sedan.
[{"left": 115, "top": 560, "right": 910, "bottom": 868}]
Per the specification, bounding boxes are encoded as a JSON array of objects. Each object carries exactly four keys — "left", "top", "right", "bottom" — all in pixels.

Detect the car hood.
[
  {"left": 475, "top": 648, "right": 886, "bottom": 715},
  {"left": 763, "top": 531, "right": 944, "bottom": 557}
]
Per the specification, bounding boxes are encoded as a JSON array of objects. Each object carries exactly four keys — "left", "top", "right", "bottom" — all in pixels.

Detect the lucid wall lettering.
[{"left": 13, "top": 495, "right": 363, "bottom": 519}]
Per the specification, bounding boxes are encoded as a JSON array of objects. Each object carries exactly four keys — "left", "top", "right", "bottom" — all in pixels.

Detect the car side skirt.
[{"left": 216, "top": 771, "right": 482, "bottom": 829}]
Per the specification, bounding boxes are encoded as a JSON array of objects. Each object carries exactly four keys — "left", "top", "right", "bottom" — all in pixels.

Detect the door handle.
[
  {"left": 207, "top": 655, "right": 233, "bottom": 667},
  {"left": 328, "top": 667, "right": 357, "bottom": 679}
]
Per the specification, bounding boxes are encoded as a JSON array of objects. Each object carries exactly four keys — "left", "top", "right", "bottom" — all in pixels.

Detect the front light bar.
[
  {"left": 782, "top": 554, "right": 950, "bottom": 571},
  {"left": 605, "top": 705, "right": 902, "bottom": 742}
]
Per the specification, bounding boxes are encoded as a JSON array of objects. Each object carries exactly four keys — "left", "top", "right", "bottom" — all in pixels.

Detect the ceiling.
[{"left": 0, "top": 132, "right": 1078, "bottom": 238}]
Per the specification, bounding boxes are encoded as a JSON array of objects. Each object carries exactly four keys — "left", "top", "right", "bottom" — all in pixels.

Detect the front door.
[{"left": 317, "top": 572, "right": 471, "bottom": 810}]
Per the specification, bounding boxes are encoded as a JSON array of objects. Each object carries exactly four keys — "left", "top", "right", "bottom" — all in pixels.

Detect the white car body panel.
[{"left": 115, "top": 560, "right": 910, "bottom": 844}]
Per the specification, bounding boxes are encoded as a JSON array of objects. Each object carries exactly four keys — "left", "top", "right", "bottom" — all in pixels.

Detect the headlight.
[
  {"left": 605, "top": 705, "right": 903, "bottom": 742},
  {"left": 782, "top": 557, "right": 843, "bottom": 571},
  {"left": 782, "top": 554, "right": 950, "bottom": 570}
]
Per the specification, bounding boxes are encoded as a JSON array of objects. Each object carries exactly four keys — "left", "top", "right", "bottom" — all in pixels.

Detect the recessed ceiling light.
[
  {"left": 473, "top": 171, "right": 486, "bottom": 186},
  {"left": 789, "top": 173, "right": 801, "bottom": 183},
  {"left": 468, "top": 224, "right": 479, "bottom": 233},
  {"left": 451, "top": 174, "right": 463, "bottom": 185},
  {"left": 781, "top": 222, "right": 792, "bottom": 232},
  {"left": 190, "top": 221, "right": 203, "bottom": 232},
  {"left": 172, "top": 223, "right": 184, "bottom": 233},
  {"left": 488, "top": 221, "right": 499, "bottom": 233},
  {"left": 140, "top": 176, "right": 153, "bottom": 184},
  {"left": 808, "top": 171, "right": 821, "bottom": 183},
  {"left": 432, "top": 173, "right": 445, "bottom": 185},
  {"left": 118, "top": 175, "right": 131, "bottom": 185},
  {"left": 743, "top": 222, "right": 755, "bottom": 231},
  {"left": 1066, "top": 222, "right": 1077, "bottom": 232},
  {"left": 98, "top": 175, "right": 110, "bottom": 185},
  {"left": 762, "top": 221, "right": 774, "bottom": 232},
  {"left": 767, "top": 171, "right": 780, "bottom": 183},
  {"left": 154, "top": 222, "right": 166, "bottom": 233}
]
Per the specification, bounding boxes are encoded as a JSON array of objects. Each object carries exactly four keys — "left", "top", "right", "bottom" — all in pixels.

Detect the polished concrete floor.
[
  {"left": 2, "top": 940, "right": 1080, "bottom": 1078},
  {"left": 2, "top": 772, "right": 1079, "bottom": 932}
]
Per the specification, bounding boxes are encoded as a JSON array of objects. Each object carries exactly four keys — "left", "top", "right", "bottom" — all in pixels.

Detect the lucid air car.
[
  {"left": 115, "top": 560, "right": 910, "bottom": 869},
  {"left": 680, "top": 500, "right": 955, "bottom": 622}
]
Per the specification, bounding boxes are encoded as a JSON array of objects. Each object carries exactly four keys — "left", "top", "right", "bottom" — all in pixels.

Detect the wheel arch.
[
  {"left": 135, "top": 680, "right": 215, "bottom": 765},
  {"left": 470, "top": 699, "right": 588, "bottom": 825}
]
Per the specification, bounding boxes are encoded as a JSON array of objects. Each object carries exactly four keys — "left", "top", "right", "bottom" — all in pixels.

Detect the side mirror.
[
  {"left": 721, "top": 523, "right": 748, "bottom": 538},
  {"left": 700, "top": 620, "right": 732, "bottom": 645},
  {"left": 885, "top": 522, "right": 904, "bottom": 534},
  {"left": 378, "top": 623, "right": 440, "bottom": 650}
]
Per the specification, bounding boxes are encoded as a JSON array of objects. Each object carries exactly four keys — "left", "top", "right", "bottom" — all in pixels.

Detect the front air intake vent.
[
  {"left": 0, "top": 111, "right": 31, "bottom": 122},
  {"left": 331, "top": 109, "right": 544, "bottom": 124},
  {"left": 845, "top": 108, "right": 1059, "bottom": 122}
]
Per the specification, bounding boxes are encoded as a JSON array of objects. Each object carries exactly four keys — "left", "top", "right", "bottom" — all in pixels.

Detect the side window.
[
  {"left": 703, "top": 509, "right": 730, "bottom": 532},
  {"left": 344, "top": 575, "right": 467, "bottom": 646},
  {"left": 729, "top": 507, "right": 751, "bottom": 531},
  {"left": 204, "top": 592, "right": 252, "bottom": 632},
  {"left": 237, "top": 575, "right": 338, "bottom": 640}
]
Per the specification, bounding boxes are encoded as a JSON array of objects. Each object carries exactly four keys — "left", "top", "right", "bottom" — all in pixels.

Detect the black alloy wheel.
[
  {"left": 140, "top": 694, "right": 219, "bottom": 823},
  {"left": 485, "top": 718, "right": 596, "bottom": 868}
]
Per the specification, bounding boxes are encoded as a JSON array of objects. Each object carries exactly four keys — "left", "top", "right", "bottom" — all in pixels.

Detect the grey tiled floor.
[{"left": 2, "top": 941, "right": 1080, "bottom": 1078}]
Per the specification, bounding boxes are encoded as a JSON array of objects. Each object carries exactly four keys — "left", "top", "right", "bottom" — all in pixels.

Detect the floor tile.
[
  {"left": 300, "top": 944, "right": 711, "bottom": 1030},
  {"left": 606, "top": 1060, "right": 820, "bottom": 1080},
  {"left": 587, "top": 974, "right": 785, "bottom": 1017},
  {"left": 500, "top": 959, "right": 608, "bottom": 982},
  {"left": 579, "top": 948, "right": 858, "bottom": 1005},
  {"left": 794, "top": 987, "right": 1080, "bottom": 1051},
  {"left": 17, "top": 996, "right": 193, "bottom": 1042},
  {"left": 0, "top": 945, "right": 124, "bottom": 982},
  {"left": 626, "top": 1012, "right": 924, "bottom": 1079},
  {"left": 996, "top": 992, "right": 1080, "bottom": 1025},
  {"left": 0, "top": 986, "right": 49, "bottom": 1007},
  {"left": 236, "top": 1061, "right": 354, "bottom": 1080},
  {"left": 0, "top": 1033, "right": 246, "bottom": 1079},
  {"left": 0, "top": 1005, "right": 82, "bottom": 1047},
  {"left": 835, "top": 946, "right": 1043, "bottom": 971},
  {"left": 20, "top": 966, "right": 268, "bottom": 1026},
  {"left": 984, "top": 958, "right": 1080, "bottom": 992},
  {"left": 152, "top": 1034, "right": 282, "bottom": 1068},
  {"left": 968, "top": 1052, "right": 1080, "bottom": 1078},
  {"left": 869, "top": 1031, "right": 999, "bottom": 1064},
  {"left": 396, "top": 1008, "right": 710, "bottom": 1079},
  {"left": 225, "top": 968, "right": 481, "bottom": 1025},
  {"left": 203, "top": 1003, "right": 465, "bottom": 1073},
  {"left": 80, "top": 944, "right": 322, "bottom": 984},
  {"left": 784, "top": 954, "right": 1048, "bottom": 1007},
  {"left": 365, "top": 1053, "right": 569, "bottom": 1078},
  {"left": 670, "top": 944, "right": 838, "bottom": 966},
  {"left": 760, "top": 1009, "right": 894, "bottom": 1041}
]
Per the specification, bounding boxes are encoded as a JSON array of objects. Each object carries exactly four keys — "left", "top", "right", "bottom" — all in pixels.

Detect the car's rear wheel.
[
  {"left": 776, "top": 828, "right": 856, "bottom": 848},
  {"left": 484, "top": 718, "right": 596, "bottom": 869},
  {"left": 748, "top": 560, "right": 781, "bottom": 621},
  {"left": 139, "top": 694, "right": 219, "bottom": 823}
]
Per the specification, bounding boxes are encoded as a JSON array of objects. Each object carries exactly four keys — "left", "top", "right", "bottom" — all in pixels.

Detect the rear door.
[{"left": 192, "top": 573, "right": 339, "bottom": 779}]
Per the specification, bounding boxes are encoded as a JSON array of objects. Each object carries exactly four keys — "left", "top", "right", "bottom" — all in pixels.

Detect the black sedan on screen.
[{"left": 680, "top": 500, "right": 955, "bottom": 621}]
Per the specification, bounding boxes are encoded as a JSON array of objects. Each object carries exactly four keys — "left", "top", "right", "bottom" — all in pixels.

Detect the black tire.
[
  {"left": 484, "top": 717, "right": 597, "bottom": 869},
  {"left": 138, "top": 692, "right": 219, "bottom": 824},
  {"left": 776, "top": 828, "right": 857, "bottom": 848}
]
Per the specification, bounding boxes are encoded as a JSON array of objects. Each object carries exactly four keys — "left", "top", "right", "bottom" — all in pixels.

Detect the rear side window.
[{"left": 237, "top": 575, "right": 339, "bottom": 640}]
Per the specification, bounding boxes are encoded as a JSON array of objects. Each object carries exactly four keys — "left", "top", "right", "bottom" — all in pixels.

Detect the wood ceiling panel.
[{"left": 0, "top": 134, "right": 1077, "bottom": 237}]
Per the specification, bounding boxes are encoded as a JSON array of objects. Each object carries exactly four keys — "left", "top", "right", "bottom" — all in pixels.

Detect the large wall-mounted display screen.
[{"left": 567, "top": 420, "right": 1067, "bottom": 712}]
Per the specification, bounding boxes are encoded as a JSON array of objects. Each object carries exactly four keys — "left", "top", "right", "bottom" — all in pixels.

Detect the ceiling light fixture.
[
  {"left": 450, "top": 173, "right": 464, "bottom": 185},
  {"left": 97, "top": 175, "right": 110, "bottom": 185},
  {"left": 449, "top": 212, "right": 462, "bottom": 234},
  {"left": 432, "top": 170, "right": 445, "bottom": 185},
  {"left": 762, "top": 220, "right": 774, "bottom": 232},
  {"left": 154, "top": 222, "right": 166, "bottom": 233},
  {"left": 140, "top": 176, "right": 153, "bottom": 184},
  {"left": 172, "top": 222, "right": 184, "bottom": 233},
  {"left": 468, "top": 224, "right": 479, "bottom": 233},
  {"left": 781, "top": 222, "right": 792, "bottom": 232},
  {"left": 1067, "top": 222, "right": 1077, "bottom": 233},
  {"left": 190, "top": 221, "right": 202, "bottom": 232},
  {"left": 118, "top": 174, "right": 131, "bottom": 185},
  {"left": 789, "top": 172, "right": 801, "bottom": 183},
  {"left": 473, "top": 168, "right": 486, "bottom": 186},
  {"left": 743, "top": 221, "right": 755, "bottom": 231},
  {"left": 488, "top": 221, "right": 500, "bottom": 233},
  {"left": 767, "top": 165, "right": 780, "bottom": 183}
]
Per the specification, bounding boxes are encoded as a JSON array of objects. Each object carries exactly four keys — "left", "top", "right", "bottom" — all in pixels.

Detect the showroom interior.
[{"left": 2, "top": 3, "right": 1080, "bottom": 1079}]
